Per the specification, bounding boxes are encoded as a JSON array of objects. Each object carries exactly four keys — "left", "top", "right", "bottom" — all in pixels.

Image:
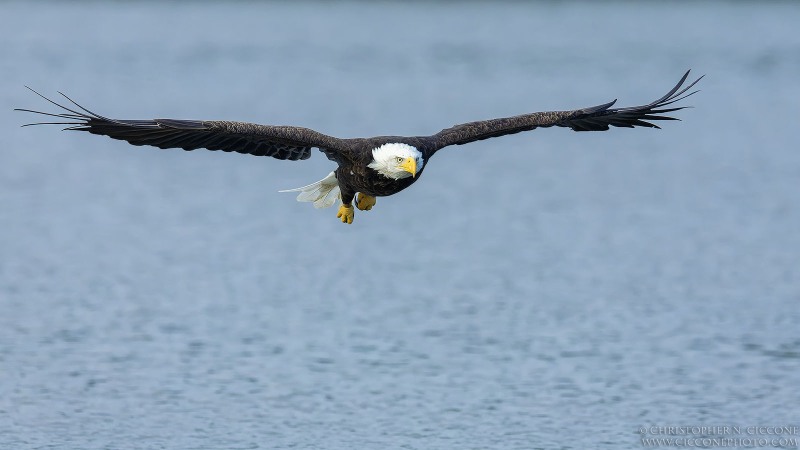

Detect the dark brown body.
[{"left": 329, "top": 136, "right": 434, "bottom": 205}]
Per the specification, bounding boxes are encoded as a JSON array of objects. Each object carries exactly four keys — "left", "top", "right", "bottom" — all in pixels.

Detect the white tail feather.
[{"left": 278, "top": 171, "right": 340, "bottom": 209}]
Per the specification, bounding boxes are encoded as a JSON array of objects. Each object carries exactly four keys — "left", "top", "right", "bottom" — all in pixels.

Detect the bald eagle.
[{"left": 17, "top": 70, "right": 701, "bottom": 224}]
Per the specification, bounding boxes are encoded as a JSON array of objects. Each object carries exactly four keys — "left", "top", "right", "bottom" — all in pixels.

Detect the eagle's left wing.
[
  {"left": 16, "top": 88, "right": 347, "bottom": 161},
  {"left": 428, "top": 70, "right": 702, "bottom": 152}
]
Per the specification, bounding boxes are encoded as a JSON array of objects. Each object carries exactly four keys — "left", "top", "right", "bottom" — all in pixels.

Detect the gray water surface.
[{"left": 2, "top": 1, "right": 799, "bottom": 449}]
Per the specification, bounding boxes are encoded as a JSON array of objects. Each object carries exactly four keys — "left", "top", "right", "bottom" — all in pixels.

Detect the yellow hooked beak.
[{"left": 399, "top": 157, "right": 417, "bottom": 177}]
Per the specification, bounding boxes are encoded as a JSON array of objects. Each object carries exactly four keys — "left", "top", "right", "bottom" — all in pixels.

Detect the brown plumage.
[{"left": 17, "top": 70, "right": 702, "bottom": 223}]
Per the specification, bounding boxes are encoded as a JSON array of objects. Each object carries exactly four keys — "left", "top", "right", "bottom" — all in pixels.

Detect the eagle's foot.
[
  {"left": 336, "top": 204, "right": 354, "bottom": 224},
  {"left": 356, "top": 193, "right": 377, "bottom": 211}
]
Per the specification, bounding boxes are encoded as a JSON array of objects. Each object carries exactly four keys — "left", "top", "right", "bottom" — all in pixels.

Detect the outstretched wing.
[
  {"left": 429, "top": 70, "right": 703, "bottom": 152},
  {"left": 16, "top": 89, "right": 346, "bottom": 161}
]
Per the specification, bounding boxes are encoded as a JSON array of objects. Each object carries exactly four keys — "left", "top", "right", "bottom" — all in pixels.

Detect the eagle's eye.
[{"left": 395, "top": 156, "right": 404, "bottom": 163}]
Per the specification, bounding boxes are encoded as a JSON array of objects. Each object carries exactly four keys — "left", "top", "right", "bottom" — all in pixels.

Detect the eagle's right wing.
[
  {"left": 429, "top": 70, "right": 702, "bottom": 152},
  {"left": 16, "top": 88, "right": 347, "bottom": 161}
]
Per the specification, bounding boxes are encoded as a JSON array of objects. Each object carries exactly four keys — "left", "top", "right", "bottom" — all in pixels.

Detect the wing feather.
[
  {"left": 430, "top": 70, "right": 703, "bottom": 151},
  {"left": 16, "top": 88, "right": 346, "bottom": 161}
]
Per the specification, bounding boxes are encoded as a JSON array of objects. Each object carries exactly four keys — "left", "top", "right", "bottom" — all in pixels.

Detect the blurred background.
[{"left": 1, "top": 1, "right": 799, "bottom": 449}]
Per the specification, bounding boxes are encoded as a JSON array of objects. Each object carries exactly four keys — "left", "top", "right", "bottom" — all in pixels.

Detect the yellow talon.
[
  {"left": 356, "top": 193, "right": 377, "bottom": 211},
  {"left": 336, "top": 204, "right": 354, "bottom": 224}
]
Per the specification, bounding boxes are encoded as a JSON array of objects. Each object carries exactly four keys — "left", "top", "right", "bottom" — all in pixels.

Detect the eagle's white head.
[{"left": 368, "top": 143, "right": 424, "bottom": 180}]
